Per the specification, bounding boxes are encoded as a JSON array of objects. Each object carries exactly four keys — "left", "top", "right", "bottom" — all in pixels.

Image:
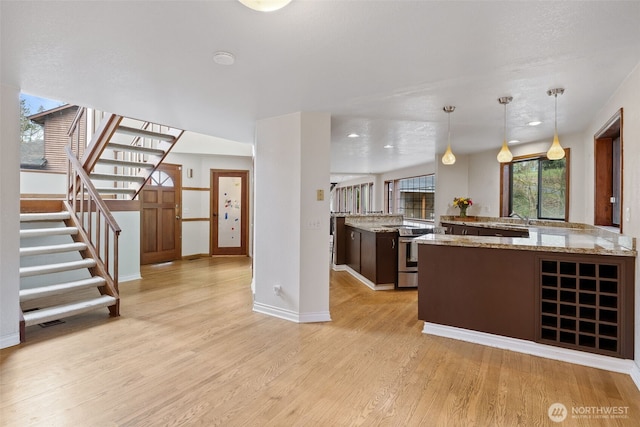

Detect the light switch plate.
[{"left": 317, "top": 189, "right": 324, "bottom": 201}]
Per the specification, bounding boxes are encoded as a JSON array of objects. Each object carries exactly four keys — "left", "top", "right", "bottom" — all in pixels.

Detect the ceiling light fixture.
[
  {"left": 441, "top": 106, "right": 456, "bottom": 165},
  {"left": 546, "top": 88, "right": 566, "bottom": 160},
  {"left": 527, "top": 121, "right": 542, "bottom": 126},
  {"left": 383, "top": 144, "right": 394, "bottom": 149},
  {"left": 238, "top": 0, "right": 292, "bottom": 12},
  {"left": 497, "top": 96, "right": 514, "bottom": 163},
  {"left": 347, "top": 133, "right": 360, "bottom": 138},
  {"left": 508, "top": 139, "right": 520, "bottom": 144},
  {"left": 213, "top": 51, "right": 235, "bottom": 66}
]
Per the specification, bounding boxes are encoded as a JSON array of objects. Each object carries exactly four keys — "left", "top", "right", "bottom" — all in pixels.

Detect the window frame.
[
  {"left": 500, "top": 149, "right": 570, "bottom": 221},
  {"left": 385, "top": 174, "right": 435, "bottom": 221}
]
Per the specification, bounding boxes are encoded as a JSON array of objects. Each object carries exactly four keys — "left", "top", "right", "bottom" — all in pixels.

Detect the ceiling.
[{"left": 2, "top": 1, "right": 640, "bottom": 178}]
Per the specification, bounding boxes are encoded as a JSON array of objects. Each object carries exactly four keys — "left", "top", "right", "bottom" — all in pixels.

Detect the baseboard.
[
  {"left": 631, "top": 362, "right": 640, "bottom": 391},
  {"left": 343, "top": 266, "right": 395, "bottom": 291},
  {"left": 0, "top": 332, "right": 21, "bottom": 349},
  {"left": 332, "top": 263, "right": 347, "bottom": 271},
  {"left": 253, "top": 302, "right": 331, "bottom": 323},
  {"left": 423, "top": 322, "right": 637, "bottom": 379},
  {"left": 119, "top": 273, "right": 142, "bottom": 283}
]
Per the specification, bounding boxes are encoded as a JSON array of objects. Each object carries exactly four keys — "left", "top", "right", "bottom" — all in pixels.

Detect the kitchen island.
[
  {"left": 416, "top": 218, "right": 636, "bottom": 359},
  {"left": 332, "top": 213, "right": 436, "bottom": 290}
]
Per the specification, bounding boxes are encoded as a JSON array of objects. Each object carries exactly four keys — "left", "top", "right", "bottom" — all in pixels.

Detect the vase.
[{"left": 459, "top": 206, "right": 468, "bottom": 218}]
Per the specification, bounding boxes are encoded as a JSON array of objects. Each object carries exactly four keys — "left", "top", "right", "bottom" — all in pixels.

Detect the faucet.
[{"left": 509, "top": 211, "right": 530, "bottom": 225}]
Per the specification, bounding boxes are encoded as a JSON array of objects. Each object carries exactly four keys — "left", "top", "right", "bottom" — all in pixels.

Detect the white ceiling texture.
[{"left": 2, "top": 1, "right": 640, "bottom": 180}]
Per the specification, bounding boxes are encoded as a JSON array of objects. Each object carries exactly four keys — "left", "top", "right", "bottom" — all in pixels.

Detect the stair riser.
[
  {"left": 23, "top": 295, "right": 116, "bottom": 327},
  {"left": 20, "top": 260, "right": 96, "bottom": 278},
  {"left": 20, "top": 278, "right": 106, "bottom": 302},
  {"left": 20, "top": 243, "right": 87, "bottom": 257}
]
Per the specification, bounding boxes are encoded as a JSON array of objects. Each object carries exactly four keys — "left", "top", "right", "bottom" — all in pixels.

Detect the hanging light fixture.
[
  {"left": 238, "top": 0, "right": 292, "bottom": 12},
  {"left": 441, "top": 106, "right": 456, "bottom": 165},
  {"left": 497, "top": 96, "right": 514, "bottom": 163},
  {"left": 546, "top": 88, "right": 565, "bottom": 160}
]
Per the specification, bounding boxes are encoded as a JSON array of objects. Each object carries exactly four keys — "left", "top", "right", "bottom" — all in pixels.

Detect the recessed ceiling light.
[
  {"left": 508, "top": 139, "right": 520, "bottom": 144},
  {"left": 213, "top": 51, "right": 235, "bottom": 66},
  {"left": 347, "top": 133, "right": 360, "bottom": 138},
  {"left": 527, "top": 121, "right": 542, "bottom": 126},
  {"left": 383, "top": 144, "right": 394, "bottom": 149}
]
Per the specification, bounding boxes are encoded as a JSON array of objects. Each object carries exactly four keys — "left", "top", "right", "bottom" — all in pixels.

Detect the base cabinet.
[
  {"left": 418, "top": 244, "right": 634, "bottom": 358},
  {"left": 345, "top": 226, "right": 398, "bottom": 286}
]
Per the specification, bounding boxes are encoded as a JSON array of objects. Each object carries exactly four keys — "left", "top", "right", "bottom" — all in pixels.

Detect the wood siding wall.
[{"left": 43, "top": 107, "right": 86, "bottom": 172}]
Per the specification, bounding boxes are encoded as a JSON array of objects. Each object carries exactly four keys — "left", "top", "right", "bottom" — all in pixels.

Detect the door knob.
[{"left": 176, "top": 215, "right": 181, "bottom": 220}]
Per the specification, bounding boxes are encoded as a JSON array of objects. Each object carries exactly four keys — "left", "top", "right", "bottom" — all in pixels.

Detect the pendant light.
[
  {"left": 546, "top": 88, "right": 565, "bottom": 160},
  {"left": 497, "top": 96, "right": 514, "bottom": 163},
  {"left": 441, "top": 106, "right": 456, "bottom": 165},
  {"left": 238, "top": 0, "right": 292, "bottom": 12}
]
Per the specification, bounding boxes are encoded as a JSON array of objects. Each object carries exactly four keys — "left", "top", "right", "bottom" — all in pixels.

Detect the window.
[
  {"left": 19, "top": 93, "right": 74, "bottom": 172},
  {"left": 385, "top": 174, "right": 435, "bottom": 220},
  {"left": 501, "top": 150, "right": 569, "bottom": 220},
  {"left": 148, "top": 170, "right": 174, "bottom": 187},
  {"left": 333, "top": 182, "right": 374, "bottom": 214}
]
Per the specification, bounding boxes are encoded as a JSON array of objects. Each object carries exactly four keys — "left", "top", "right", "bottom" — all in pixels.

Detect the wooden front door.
[
  {"left": 211, "top": 170, "right": 248, "bottom": 256},
  {"left": 141, "top": 163, "right": 182, "bottom": 264}
]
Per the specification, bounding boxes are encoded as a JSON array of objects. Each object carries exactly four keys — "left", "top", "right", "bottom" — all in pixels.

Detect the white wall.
[
  {"left": 434, "top": 153, "right": 470, "bottom": 221},
  {"left": 463, "top": 132, "right": 587, "bottom": 222},
  {"left": 582, "top": 62, "right": 640, "bottom": 377},
  {"left": 164, "top": 152, "right": 253, "bottom": 257},
  {"left": 113, "top": 211, "right": 141, "bottom": 282},
  {"left": 0, "top": 84, "right": 21, "bottom": 348},
  {"left": 20, "top": 171, "right": 66, "bottom": 195},
  {"left": 253, "top": 112, "right": 331, "bottom": 323},
  {"left": 334, "top": 161, "right": 437, "bottom": 214}
]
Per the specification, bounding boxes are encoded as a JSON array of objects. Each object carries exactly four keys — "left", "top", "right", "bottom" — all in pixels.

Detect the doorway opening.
[{"left": 594, "top": 109, "right": 623, "bottom": 232}]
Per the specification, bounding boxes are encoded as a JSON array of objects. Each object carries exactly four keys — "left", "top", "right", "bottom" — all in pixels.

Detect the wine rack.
[{"left": 538, "top": 258, "right": 624, "bottom": 356}]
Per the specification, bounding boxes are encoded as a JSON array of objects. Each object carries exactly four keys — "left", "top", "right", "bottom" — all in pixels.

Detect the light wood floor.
[{"left": 1, "top": 257, "right": 639, "bottom": 426}]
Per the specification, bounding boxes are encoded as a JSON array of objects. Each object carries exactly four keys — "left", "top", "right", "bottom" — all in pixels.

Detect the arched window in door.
[{"left": 149, "top": 170, "right": 174, "bottom": 187}]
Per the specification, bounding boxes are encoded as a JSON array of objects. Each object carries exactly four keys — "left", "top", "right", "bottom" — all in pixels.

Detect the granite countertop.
[
  {"left": 344, "top": 214, "right": 436, "bottom": 233},
  {"left": 417, "top": 219, "right": 636, "bottom": 257}
]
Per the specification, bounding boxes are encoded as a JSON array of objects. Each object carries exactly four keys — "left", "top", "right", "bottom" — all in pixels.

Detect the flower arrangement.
[
  {"left": 453, "top": 197, "right": 473, "bottom": 208},
  {"left": 453, "top": 197, "right": 473, "bottom": 217}
]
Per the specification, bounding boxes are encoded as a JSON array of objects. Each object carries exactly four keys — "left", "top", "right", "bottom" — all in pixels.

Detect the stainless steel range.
[{"left": 397, "top": 226, "right": 434, "bottom": 288}]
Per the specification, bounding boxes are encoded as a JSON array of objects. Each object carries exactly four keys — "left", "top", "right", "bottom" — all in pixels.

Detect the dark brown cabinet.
[
  {"left": 442, "top": 222, "right": 529, "bottom": 238},
  {"left": 346, "top": 228, "right": 361, "bottom": 273},
  {"left": 345, "top": 226, "right": 398, "bottom": 286},
  {"left": 418, "top": 244, "right": 634, "bottom": 359}
]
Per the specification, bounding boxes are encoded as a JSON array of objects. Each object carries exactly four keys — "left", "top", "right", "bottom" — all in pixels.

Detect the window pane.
[
  {"left": 540, "top": 158, "right": 566, "bottom": 219},
  {"left": 511, "top": 159, "right": 538, "bottom": 218},
  {"left": 393, "top": 174, "right": 435, "bottom": 220}
]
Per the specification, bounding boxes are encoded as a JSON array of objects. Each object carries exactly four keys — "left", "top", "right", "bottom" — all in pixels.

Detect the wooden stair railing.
[
  {"left": 68, "top": 107, "right": 184, "bottom": 200},
  {"left": 65, "top": 146, "right": 121, "bottom": 316}
]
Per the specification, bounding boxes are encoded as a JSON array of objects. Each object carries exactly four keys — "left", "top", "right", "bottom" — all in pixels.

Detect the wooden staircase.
[
  {"left": 17, "top": 108, "right": 183, "bottom": 341},
  {"left": 19, "top": 200, "right": 119, "bottom": 340},
  {"left": 69, "top": 110, "right": 184, "bottom": 200}
]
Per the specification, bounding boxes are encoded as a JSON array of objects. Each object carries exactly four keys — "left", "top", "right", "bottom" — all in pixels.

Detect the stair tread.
[
  {"left": 20, "top": 242, "right": 87, "bottom": 257},
  {"left": 20, "top": 276, "right": 107, "bottom": 301},
  {"left": 20, "top": 212, "right": 70, "bottom": 222},
  {"left": 90, "top": 173, "right": 146, "bottom": 183},
  {"left": 20, "top": 227, "right": 79, "bottom": 238},
  {"left": 95, "top": 187, "right": 137, "bottom": 194},
  {"left": 96, "top": 158, "right": 155, "bottom": 169},
  {"left": 116, "top": 125, "right": 176, "bottom": 142},
  {"left": 23, "top": 295, "right": 116, "bottom": 327},
  {"left": 20, "top": 258, "right": 96, "bottom": 277},
  {"left": 107, "top": 142, "right": 165, "bottom": 156}
]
